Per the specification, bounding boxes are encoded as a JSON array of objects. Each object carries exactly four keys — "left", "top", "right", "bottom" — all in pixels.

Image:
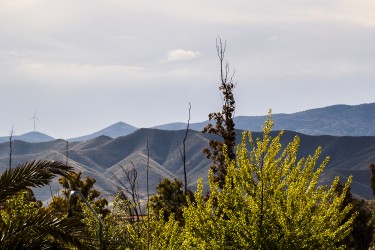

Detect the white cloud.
[{"left": 165, "top": 49, "right": 200, "bottom": 62}]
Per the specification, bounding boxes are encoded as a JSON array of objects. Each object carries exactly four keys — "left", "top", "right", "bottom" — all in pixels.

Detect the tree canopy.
[{"left": 160, "top": 113, "right": 356, "bottom": 249}]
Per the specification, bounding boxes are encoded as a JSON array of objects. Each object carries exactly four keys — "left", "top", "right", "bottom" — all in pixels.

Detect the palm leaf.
[
  {"left": 1, "top": 208, "right": 94, "bottom": 249},
  {"left": 0, "top": 160, "right": 74, "bottom": 203}
]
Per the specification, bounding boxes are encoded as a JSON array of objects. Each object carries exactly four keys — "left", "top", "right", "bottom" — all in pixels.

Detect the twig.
[
  {"left": 183, "top": 103, "right": 191, "bottom": 193},
  {"left": 146, "top": 139, "right": 150, "bottom": 250},
  {"left": 9, "top": 126, "right": 13, "bottom": 170}
]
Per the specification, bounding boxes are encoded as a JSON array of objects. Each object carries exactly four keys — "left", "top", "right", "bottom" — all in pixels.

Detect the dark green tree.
[
  {"left": 371, "top": 163, "right": 375, "bottom": 196},
  {"left": 149, "top": 178, "right": 193, "bottom": 222},
  {"left": 203, "top": 37, "right": 236, "bottom": 189},
  {"left": 337, "top": 181, "right": 373, "bottom": 249},
  {"left": 49, "top": 171, "right": 109, "bottom": 218}
]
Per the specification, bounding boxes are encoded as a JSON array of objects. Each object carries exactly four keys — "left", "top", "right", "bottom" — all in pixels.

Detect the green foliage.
[
  {"left": 0, "top": 160, "right": 73, "bottom": 203},
  {"left": 82, "top": 193, "right": 148, "bottom": 249},
  {"left": 155, "top": 114, "right": 356, "bottom": 249},
  {"left": 0, "top": 191, "right": 91, "bottom": 249},
  {"left": 149, "top": 178, "right": 193, "bottom": 222},
  {"left": 49, "top": 171, "right": 110, "bottom": 218},
  {"left": 59, "top": 171, "right": 101, "bottom": 201},
  {"left": 121, "top": 210, "right": 183, "bottom": 250},
  {"left": 47, "top": 170, "right": 111, "bottom": 248},
  {"left": 1, "top": 191, "right": 41, "bottom": 225},
  {"left": 147, "top": 213, "right": 183, "bottom": 250},
  {"left": 0, "top": 160, "right": 91, "bottom": 249}
]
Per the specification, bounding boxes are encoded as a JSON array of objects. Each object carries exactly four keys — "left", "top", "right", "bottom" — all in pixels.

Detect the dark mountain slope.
[
  {"left": 70, "top": 135, "right": 113, "bottom": 151},
  {"left": 1, "top": 128, "right": 375, "bottom": 201},
  {"left": 82, "top": 129, "right": 211, "bottom": 194}
]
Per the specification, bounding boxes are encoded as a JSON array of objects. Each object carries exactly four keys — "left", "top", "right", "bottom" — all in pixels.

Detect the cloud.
[{"left": 165, "top": 49, "right": 200, "bottom": 62}]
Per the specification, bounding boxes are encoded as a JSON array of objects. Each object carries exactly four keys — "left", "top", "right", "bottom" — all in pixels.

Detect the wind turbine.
[{"left": 29, "top": 111, "right": 40, "bottom": 132}]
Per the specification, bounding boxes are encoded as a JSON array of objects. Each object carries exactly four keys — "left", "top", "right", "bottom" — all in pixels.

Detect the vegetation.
[
  {"left": 371, "top": 163, "right": 375, "bottom": 196},
  {"left": 49, "top": 171, "right": 110, "bottom": 218},
  {"left": 114, "top": 163, "right": 143, "bottom": 223},
  {"left": 149, "top": 177, "right": 193, "bottom": 223},
  {"left": 203, "top": 38, "right": 236, "bottom": 189},
  {"left": 74, "top": 114, "right": 362, "bottom": 249},
  {"left": 337, "top": 181, "right": 373, "bottom": 250},
  {"left": 163, "top": 114, "right": 354, "bottom": 249},
  {"left": 2, "top": 40, "right": 375, "bottom": 249},
  {"left": 0, "top": 160, "right": 91, "bottom": 249},
  {"left": 1, "top": 117, "right": 372, "bottom": 249}
]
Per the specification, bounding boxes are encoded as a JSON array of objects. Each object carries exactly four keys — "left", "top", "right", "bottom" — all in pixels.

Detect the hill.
[
  {"left": 156, "top": 103, "right": 375, "bottom": 136},
  {"left": 3, "top": 103, "right": 375, "bottom": 143},
  {"left": 0, "top": 131, "right": 55, "bottom": 143},
  {"left": 0, "top": 128, "right": 374, "bottom": 202},
  {"left": 67, "top": 122, "right": 138, "bottom": 142}
]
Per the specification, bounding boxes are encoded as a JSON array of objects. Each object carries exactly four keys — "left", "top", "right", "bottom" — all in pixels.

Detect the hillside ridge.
[{"left": 1, "top": 128, "right": 374, "bottom": 202}]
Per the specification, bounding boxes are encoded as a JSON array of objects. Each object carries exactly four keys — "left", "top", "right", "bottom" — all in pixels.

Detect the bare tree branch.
[
  {"left": 114, "top": 162, "right": 142, "bottom": 222},
  {"left": 183, "top": 103, "right": 191, "bottom": 193},
  {"left": 9, "top": 126, "right": 13, "bottom": 170},
  {"left": 146, "top": 139, "right": 150, "bottom": 250}
]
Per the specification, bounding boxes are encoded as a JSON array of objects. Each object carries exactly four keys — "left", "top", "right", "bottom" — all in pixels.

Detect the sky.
[{"left": 1, "top": 0, "right": 375, "bottom": 139}]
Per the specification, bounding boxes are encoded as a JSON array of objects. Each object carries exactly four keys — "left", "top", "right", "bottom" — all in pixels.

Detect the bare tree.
[
  {"left": 65, "top": 141, "right": 69, "bottom": 167},
  {"left": 177, "top": 102, "right": 191, "bottom": 193},
  {"left": 64, "top": 141, "right": 69, "bottom": 200},
  {"left": 9, "top": 126, "right": 14, "bottom": 170},
  {"left": 114, "top": 163, "right": 142, "bottom": 222},
  {"left": 146, "top": 140, "right": 150, "bottom": 250}
]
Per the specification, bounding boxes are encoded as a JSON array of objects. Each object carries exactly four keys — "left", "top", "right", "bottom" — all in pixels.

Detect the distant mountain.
[
  {"left": 3, "top": 103, "right": 375, "bottom": 144},
  {"left": 68, "top": 122, "right": 138, "bottom": 142},
  {"left": 153, "top": 122, "right": 204, "bottom": 131},
  {"left": 153, "top": 122, "right": 188, "bottom": 130},
  {"left": 155, "top": 103, "right": 375, "bottom": 136},
  {"left": 0, "top": 129, "right": 211, "bottom": 202},
  {"left": 0, "top": 131, "right": 55, "bottom": 143},
  {"left": 235, "top": 103, "right": 375, "bottom": 136},
  {"left": 1, "top": 128, "right": 375, "bottom": 202}
]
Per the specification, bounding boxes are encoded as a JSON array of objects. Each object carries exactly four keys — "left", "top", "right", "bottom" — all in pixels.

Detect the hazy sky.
[{"left": 1, "top": 1, "right": 375, "bottom": 138}]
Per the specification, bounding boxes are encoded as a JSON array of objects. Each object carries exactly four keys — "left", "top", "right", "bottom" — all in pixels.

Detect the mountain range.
[
  {"left": 0, "top": 128, "right": 375, "bottom": 202},
  {"left": 67, "top": 122, "right": 138, "bottom": 142},
  {"left": 0, "top": 129, "right": 212, "bottom": 203},
  {"left": 3, "top": 102, "right": 375, "bottom": 144},
  {"left": 1, "top": 102, "right": 375, "bottom": 202},
  {"left": 157, "top": 103, "right": 375, "bottom": 136},
  {"left": 0, "top": 131, "right": 55, "bottom": 144}
]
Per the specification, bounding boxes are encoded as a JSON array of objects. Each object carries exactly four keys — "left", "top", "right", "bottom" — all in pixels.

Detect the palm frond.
[
  {"left": 1, "top": 208, "right": 94, "bottom": 249},
  {"left": 0, "top": 160, "right": 74, "bottom": 203}
]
